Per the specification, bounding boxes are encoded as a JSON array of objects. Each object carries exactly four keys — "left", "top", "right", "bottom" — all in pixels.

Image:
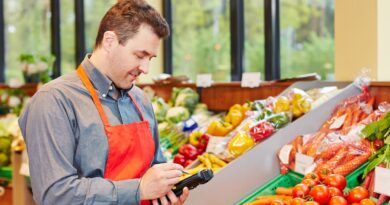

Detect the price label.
[
  {"left": 196, "top": 74, "right": 213, "bottom": 88},
  {"left": 329, "top": 114, "right": 347, "bottom": 129},
  {"left": 295, "top": 153, "right": 314, "bottom": 174},
  {"left": 241, "top": 72, "right": 261, "bottom": 88},
  {"left": 374, "top": 166, "right": 390, "bottom": 196}
]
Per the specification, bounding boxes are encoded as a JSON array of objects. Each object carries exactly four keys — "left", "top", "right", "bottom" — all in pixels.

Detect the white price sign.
[
  {"left": 241, "top": 72, "right": 261, "bottom": 88},
  {"left": 295, "top": 153, "right": 315, "bottom": 174},
  {"left": 374, "top": 166, "right": 390, "bottom": 196},
  {"left": 196, "top": 74, "right": 213, "bottom": 88}
]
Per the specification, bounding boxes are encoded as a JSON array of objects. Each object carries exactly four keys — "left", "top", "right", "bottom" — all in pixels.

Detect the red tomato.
[
  {"left": 324, "top": 174, "right": 347, "bottom": 190},
  {"left": 304, "top": 172, "right": 320, "bottom": 183},
  {"left": 309, "top": 185, "right": 330, "bottom": 205},
  {"left": 328, "top": 196, "right": 348, "bottom": 205},
  {"left": 351, "top": 203, "right": 360, "bottom": 205},
  {"left": 293, "top": 183, "right": 310, "bottom": 198},
  {"left": 359, "top": 198, "right": 375, "bottom": 205},
  {"left": 316, "top": 167, "right": 331, "bottom": 182},
  {"left": 304, "top": 202, "right": 320, "bottom": 205},
  {"left": 328, "top": 187, "right": 343, "bottom": 197},
  {"left": 302, "top": 178, "right": 318, "bottom": 187},
  {"left": 291, "top": 198, "right": 306, "bottom": 205},
  {"left": 347, "top": 186, "right": 369, "bottom": 203}
]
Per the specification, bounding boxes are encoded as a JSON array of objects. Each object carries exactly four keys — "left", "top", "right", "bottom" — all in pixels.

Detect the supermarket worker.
[{"left": 18, "top": 0, "right": 189, "bottom": 204}]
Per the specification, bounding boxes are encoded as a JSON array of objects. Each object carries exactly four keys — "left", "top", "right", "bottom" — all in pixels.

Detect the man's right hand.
[{"left": 140, "top": 163, "right": 183, "bottom": 200}]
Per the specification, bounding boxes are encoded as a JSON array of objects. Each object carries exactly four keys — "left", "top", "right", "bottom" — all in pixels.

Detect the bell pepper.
[
  {"left": 225, "top": 108, "right": 244, "bottom": 127},
  {"left": 189, "top": 131, "right": 203, "bottom": 147},
  {"left": 173, "top": 154, "right": 186, "bottom": 166},
  {"left": 274, "top": 96, "right": 290, "bottom": 113},
  {"left": 206, "top": 121, "right": 234, "bottom": 136},
  {"left": 197, "top": 134, "right": 210, "bottom": 151},
  {"left": 228, "top": 131, "right": 255, "bottom": 158},
  {"left": 249, "top": 121, "right": 274, "bottom": 142},
  {"left": 267, "top": 113, "right": 290, "bottom": 129},
  {"left": 178, "top": 144, "right": 199, "bottom": 160}
]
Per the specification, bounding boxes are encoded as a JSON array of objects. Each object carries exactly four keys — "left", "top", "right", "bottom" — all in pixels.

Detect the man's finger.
[
  {"left": 179, "top": 187, "right": 190, "bottom": 203},
  {"left": 166, "top": 191, "right": 179, "bottom": 204}
]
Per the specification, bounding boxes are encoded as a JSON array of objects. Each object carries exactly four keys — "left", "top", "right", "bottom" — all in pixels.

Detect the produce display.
[
  {"left": 244, "top": 172, "right": 377, "bottom": 205},
  {"left": 359, "top": 110, "right": 390, "bottom": 204},
  {"left": 151, "top": 87, "right": 218, "bottom": 161},
  {"left": 278, "top": 88, "right": 384, "bottom": 176}
]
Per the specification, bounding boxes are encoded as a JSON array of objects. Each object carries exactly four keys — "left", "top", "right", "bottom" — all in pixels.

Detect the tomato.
[
  {"left": 328, "top": 187, "right": 343, "bottom": 197},
  {"left": 304, "top": 172, "right": 321, "bottom": 183},
  {"left": 309, "top": 185, "right": 330, "bottom": 205},
  {"left": 328, "top": 196, "right": 348, "bottom": 205},
  {"left": 291, "top": 198, "right": 306, "bottom": 205},
  {"left": 316, "top": 167, "right": 331, "bottom": 182},
  {"left": 351, "top": 203, "right": 360, "bottom": 205},
  {"left": 324, "top": 174, "right": 347, "bottom": 190},
  {"left": 304, "top": 201, "right": 320, "bottom": 205},
  {"left": 359, "top": 198, "right": 375, "bottom": 205},
  {"left": 293, "top": 183, "right": 310, "bottom": 198},
  {"left": 271, "top": 199, "right": 285, "bottom": 205},
  {"left": 183, "top": 159, "right": 193, "bottom": 167},
  {"left": 347, "top": 186, "right": 369, "bottom": 203},
  {"left": 302, "top": 178, "right": 319, "bottom": 187}
]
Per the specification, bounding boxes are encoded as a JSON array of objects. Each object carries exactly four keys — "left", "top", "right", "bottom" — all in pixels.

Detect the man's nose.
[{"left": 139, "top": 59, "right": 150, "bottom": 74}]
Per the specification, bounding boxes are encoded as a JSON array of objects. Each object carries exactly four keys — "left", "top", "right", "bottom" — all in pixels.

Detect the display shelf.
[{"left": 185, "top": 82, "right": 359, "bottom": 205}]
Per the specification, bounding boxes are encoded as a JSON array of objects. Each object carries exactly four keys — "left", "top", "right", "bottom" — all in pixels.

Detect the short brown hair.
[{"left": 94, "top": 0, "right": 170, "bottom": 49}]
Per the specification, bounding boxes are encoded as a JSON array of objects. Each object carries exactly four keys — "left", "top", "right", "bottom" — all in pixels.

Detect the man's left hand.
[{"left": 151, "top": 187, "right": 189, "bottom": 205}]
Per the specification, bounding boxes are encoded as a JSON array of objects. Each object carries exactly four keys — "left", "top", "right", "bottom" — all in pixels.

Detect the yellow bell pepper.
[
  {"left": 225, "top": 104, "right": 246, "bottom": 127},
  {"left": 228, "top": 131, "right": 255, "bottom": 158},
  {"left": 206, "top": 121, "right": 234, "bottom": 136}
]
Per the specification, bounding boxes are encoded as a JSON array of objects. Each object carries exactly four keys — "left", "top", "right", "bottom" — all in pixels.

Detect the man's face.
[{"left": 107, "top": 24, "right": 160, "bottom": 89}]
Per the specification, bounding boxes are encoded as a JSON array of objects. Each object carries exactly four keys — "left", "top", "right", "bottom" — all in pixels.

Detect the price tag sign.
[
  {"left": 329, "top": 114, "right": 347, "bottom": 129},
  {"left": 241, "top": 72, "right": 261, "bottom": 88},
  {"left": 196, "top": 74, "right": 213, "bottom": 88},
  {"left": 374, "top": 166, "right": 390, "bottom": 196},
  {"left": 295, "top": 153, "right": 314, "bottom": 174}
]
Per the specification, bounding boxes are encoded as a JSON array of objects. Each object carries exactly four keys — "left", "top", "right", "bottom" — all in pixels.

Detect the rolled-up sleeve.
[{"left": 19, "top": 90, "right": 140, "bottom": 205}]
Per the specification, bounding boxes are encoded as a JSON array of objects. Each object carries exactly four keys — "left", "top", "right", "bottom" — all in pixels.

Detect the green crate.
[
  {"left": 238, "top": 162, "right": 375, "bottom": 205},
  {"left": 345, "top": 162, "right": 368, "bottom": 189},
  {"left": 237, "top": 171, "right": 303, "bottom": 205},
  {"left": 0, "top": 166, "right": 12, "bottom": 181}
]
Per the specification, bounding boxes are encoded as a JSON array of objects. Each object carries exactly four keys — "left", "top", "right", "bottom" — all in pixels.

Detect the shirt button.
[
  {"left": 102, "top": 93, "right": 107, "bottom": 98},
  {"left": 109, "top": 85, "right": 113, "bottom": 90}
]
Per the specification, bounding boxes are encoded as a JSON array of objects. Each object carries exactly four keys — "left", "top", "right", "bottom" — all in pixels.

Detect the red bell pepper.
[{"left": 249, "top": 121, "right": 274, "bottom": 142}]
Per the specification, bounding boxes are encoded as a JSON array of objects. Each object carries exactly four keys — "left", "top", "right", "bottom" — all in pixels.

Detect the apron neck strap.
[
  {"left": 127, "top": 93, "right": 146, "bottom": 121},
  {"left": 76, "top": 65, "right": 110, "bottom": 126}
]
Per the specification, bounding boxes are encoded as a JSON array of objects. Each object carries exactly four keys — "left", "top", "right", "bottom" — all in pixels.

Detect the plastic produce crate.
[
  {"left": 237, "top": 171, "right": 303, "bottom": 205},
  {"left": 0, "top": 166, "right": 12, "bottom": 181}
]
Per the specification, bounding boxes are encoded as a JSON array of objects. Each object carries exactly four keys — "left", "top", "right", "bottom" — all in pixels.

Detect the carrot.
[
  {"left": 275, "top": 187, "right": 293, "bottom": 196},
  {"left": 333, "top": 153, "right": 370, "bottom": 176}
]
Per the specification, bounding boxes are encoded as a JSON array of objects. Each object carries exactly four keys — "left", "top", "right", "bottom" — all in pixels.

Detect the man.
[{"left": 18, "top": 0, "right": 189, "bottom": 204}]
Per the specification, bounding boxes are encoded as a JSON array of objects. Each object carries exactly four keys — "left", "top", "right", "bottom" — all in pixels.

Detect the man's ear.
[{"left": 101, "top": 31, "right": 118, "bottom": 52}]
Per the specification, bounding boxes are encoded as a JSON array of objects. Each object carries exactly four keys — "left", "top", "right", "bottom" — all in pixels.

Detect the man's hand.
[
  {"left": 140, "top": 163, "right": 183, "bottom": 200},
  {"left": 151, "top": 187, "right": 189, "bottom": 205}
]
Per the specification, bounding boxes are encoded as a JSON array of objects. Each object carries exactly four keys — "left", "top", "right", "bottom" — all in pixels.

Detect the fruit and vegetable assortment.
[
  {"left": 170, "top": 87, "right": 338, "bottom": 168},
  {"left": 359, "top": 108, "right": 390, "bottom": 204},
  {"left": 278, "top": 88, "right": 386, "bottom": 176},
  {"left": 181, "top": 153, "right": 227, "bottom": 179},
  {"left": 245, "top": 173, "right": 377, "bottom": 205}
]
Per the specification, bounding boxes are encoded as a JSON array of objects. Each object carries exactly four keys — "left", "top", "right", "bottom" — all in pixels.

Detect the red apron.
[{"left": 77, "top": 66, "right": 155, "bottom": 205}]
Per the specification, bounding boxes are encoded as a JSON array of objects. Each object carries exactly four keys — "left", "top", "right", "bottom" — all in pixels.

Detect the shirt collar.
[{"left": 80, "top": 54, "right": 134, "bottom": 98}]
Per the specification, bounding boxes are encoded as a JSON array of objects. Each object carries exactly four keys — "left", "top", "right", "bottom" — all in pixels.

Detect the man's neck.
[{"left": 89, "top": 51, "right": 120, "bottom": 100}]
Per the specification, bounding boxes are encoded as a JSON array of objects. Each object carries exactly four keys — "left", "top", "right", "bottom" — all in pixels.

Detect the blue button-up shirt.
[{"left": 18, "top": 55, "right": 165, "bottom": 205}]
